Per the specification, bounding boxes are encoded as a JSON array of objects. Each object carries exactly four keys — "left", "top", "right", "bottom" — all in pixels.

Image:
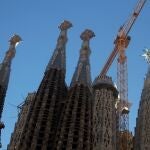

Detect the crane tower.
[{"left": 100, "top": 0, "right": 147, "bottom": 149}]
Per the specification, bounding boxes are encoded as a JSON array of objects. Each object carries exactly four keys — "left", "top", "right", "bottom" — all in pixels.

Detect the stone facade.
[
  {"left": 55, "top": 29, "right": 94, "bottom": 150},
  {"left": 55, "top": 84, "right": 93, "bottom": 150},
  {"left": 8, "top": 92, "right": 36, "bottom": 150}
]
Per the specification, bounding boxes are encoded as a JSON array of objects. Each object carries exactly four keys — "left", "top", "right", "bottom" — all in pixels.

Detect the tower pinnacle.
[
  {"left": 141, "top": 48, "right": 150, "bottom": 88},
  {"left": 3, "top": 35, "right": 22, "bottom": 64},
  {"left": 46, "top": 20, "right": 72, "bottom": 73},
  {"left": 70, "top": 29, "right": 95, "bottom": 87},
  {"left": 0, "top": 35, "right": 22, "bottom": 87},
  {"left": 9, "top": 34, "right": 22, "bottom": 46},
  {"left": 142, "top": 48, "right": 150, "bottom": 64},
  {"left": 59, "top": 20, "right": 72, "bottom": 30}
]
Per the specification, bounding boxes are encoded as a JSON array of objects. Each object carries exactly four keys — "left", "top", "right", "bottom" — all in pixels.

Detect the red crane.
[{"left": 100, "top": 0, "right": 147, "bottom": 149}]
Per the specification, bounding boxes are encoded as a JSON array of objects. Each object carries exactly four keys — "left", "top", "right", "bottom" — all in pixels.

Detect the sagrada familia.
[{"left": 0, "top": 20, "right": 150, "bottom": 150}]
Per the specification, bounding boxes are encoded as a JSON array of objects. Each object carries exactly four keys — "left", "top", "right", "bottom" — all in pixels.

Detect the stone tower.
[
  {"left": 0, "top": 35, "right": 21, "bottom": 147},
  {"left": 134, "top": 66, "right": 150, "bottom": 150},
  {"left": 55, "top": 29, "right": 95, "bottom": 150},
  {"left": 0, "top": 35, "right": 21, "bottom": 121},
  {"left": 93, "top": 75, "right": 118, "bottom": 150},
  {"left": 8, "top": 92, "right": 36, "bottom": 150},
  {"left": 14, "top": 21, "right": 72, "bottom": 150}
]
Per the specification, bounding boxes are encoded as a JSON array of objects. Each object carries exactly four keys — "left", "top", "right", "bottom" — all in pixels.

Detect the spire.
[
  {"left": 142, "top": 48, "right": 150, "bottom": 88},
  {"left": 46, "top": 20, "right": 72, "bottom": 74},
  {"left": 0, "top": 35, "right": 21, "bottom": 148},
  {"left": 134, "top": 49, "right": 150, "bottom": 149},
  {"left": 0, "top": 34, "right": 22, "bottom": 88},
  {"left": 70, "top": 29, "right": 95, "bottom": 88}
]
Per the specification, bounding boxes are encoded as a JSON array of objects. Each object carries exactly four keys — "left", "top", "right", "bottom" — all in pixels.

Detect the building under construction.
[
  {"left": 7, "top": 21, "right": 134, "bottom": 150},
  {"left": 1, "top": 0, "right": 149, "bottom": 150},
  {"left": 134, "top": 65, "right": 150, "bottom": 150}
]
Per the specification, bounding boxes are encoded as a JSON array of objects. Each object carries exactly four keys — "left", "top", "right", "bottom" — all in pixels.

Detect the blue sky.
[{"left": 0, "top": 0, "right": 149, "bottom": 149}]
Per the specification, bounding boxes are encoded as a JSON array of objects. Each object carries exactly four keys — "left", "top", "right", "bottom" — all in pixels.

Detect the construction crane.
[{"left": 100, "top": 0, "right": 147, "bottom": 149}]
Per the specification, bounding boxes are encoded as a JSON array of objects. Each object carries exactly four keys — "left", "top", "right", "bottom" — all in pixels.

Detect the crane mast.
[{"left": 100, "top": 0, "right": 147, "bottom": 149}]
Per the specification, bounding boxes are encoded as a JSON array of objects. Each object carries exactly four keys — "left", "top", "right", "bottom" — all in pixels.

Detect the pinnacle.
[
  {"left": 59, "top": 20, "right": 72, "bottom": 31},
  {"left": 9, "top": 34, "right": 22, "bottom": 46},
  {"left": 70, "top": 29, "right": 94, "bottom": 88},
  {"left": 80, "top": 29, "right": 95, "bottom": 41}
]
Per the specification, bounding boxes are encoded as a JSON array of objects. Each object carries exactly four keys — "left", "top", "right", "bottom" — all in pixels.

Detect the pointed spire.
[
  {"left": 46, "top": 20, "right": 72, "bottom": 74},
  {"left": 0, "top": 34, "right": 22, "bottom": 88},
  {"left": 0, "top": 35, "right": 21, "bottom": 147},
  {"left": 70, "top": 29, "right": 95, "bottom": 88},
  {"left": 3, "top": 34, "right": 22, "bottom": 64},
  {"left": 142, "top": 48, "right": 150, "bottom": 88}
]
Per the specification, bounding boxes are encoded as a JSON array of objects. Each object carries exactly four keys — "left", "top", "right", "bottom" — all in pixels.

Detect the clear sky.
[{"left": 0, "top": 0, "right": 149, "bottom": 149}]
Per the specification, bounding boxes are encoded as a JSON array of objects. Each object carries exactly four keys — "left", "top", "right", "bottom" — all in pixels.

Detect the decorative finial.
[
  {"left": 142, "top": 48, "right": 150, "bottom": 64},
  {"left": 9, "top": 34, "right": 22, "bottom": 46},
  {"left": 80, "top": 29, "right": 95, "bottom": 41},
  {"left": 3, "top": 34, "right": 22, "bottom": 61},
  {"left": 59, "top": 20, "right": 72, "bottom": 31}
]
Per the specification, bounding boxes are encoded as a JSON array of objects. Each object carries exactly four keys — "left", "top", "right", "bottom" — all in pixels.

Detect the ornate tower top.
[
  {"left": 70, "top": 29, "right": 95, "bottom": 88},
  {"left": 142, "top": 48, "right": 150, "bottom": 87},
  {"left": 46, "top": 20, "right": 72, "bottom": 74},
  {"left": 59, "top": 20, "right": 72, "bottom": 30},
  {"left": 142, "top": 48, "right": 150, "bottom": 64},
  {"left": 80, "top": 29, "right": 95, "bottom": 41},
  {"left": 9, "top": 34, "right": 22, "bottom": 46},
  {"left": 0, "top": 34, "right": 21, "bottom": 87},
  {"left": 3, "top": 35, "right": 22, "bottom": 64}
]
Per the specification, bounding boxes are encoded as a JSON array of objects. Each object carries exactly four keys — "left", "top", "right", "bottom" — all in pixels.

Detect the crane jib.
[{"left": 100, "top": 0, "right": 147, "bottom": 75}]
